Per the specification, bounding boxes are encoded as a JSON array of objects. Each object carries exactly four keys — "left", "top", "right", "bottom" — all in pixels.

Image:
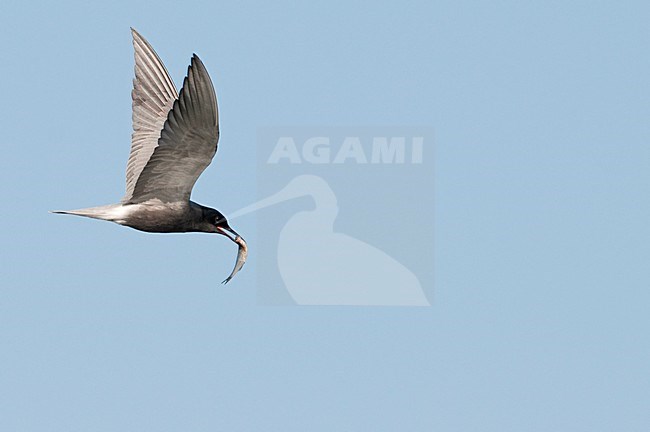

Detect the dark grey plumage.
[{"left": 52, "top": 28, "right": 247, "bottom": 283}]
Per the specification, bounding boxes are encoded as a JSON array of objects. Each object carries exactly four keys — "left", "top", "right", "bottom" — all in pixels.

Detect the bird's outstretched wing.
[
  {"left": 127, "top": 54, "right": 220, "bottom": 204},
  {"left": 124, "top": 28, "right": 179, "bottom": 203}
]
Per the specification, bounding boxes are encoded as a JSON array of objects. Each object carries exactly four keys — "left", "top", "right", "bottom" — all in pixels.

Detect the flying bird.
[{"left": 52, "top": 28, "right": 247, "bottom": 283}]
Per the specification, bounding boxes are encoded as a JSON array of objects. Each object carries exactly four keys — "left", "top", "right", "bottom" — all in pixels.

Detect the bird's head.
[{"left": 203, "top": 208, "right": 240, "bottom": 241}]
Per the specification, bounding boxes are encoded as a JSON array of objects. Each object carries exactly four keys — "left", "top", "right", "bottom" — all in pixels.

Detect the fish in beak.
[{"left": 217, "top": 226, "right": 248, "bottom": 284}]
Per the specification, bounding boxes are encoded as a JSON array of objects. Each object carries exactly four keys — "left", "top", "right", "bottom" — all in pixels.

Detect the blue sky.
[{"left": 1, "top": 1, "right": 650, "bottom": 431}]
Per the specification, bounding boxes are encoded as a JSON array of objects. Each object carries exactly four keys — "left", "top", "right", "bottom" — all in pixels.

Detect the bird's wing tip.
[
  {"left": 191, "top": 54, "right": 204, "bottom": 66},
  {"left": 130, "top": 27, "right": 146, "bottom": 43}
]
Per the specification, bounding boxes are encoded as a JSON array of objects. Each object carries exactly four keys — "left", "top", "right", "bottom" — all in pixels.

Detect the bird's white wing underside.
[{"left": 123, "top": 28, "right": 178, "bottom": 202}]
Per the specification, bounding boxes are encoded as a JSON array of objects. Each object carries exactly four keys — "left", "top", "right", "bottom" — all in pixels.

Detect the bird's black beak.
[{"left": 216, "top": 225, "right": 240, "bottom": 242}]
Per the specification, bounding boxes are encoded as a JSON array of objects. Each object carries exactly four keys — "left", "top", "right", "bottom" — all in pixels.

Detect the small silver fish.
[{"left": 222, "top": 236, "right": 248, "bottom": 284}]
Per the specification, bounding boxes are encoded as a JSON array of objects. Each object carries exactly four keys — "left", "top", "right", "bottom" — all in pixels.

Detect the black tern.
[{"left": 53, "top": 28, "right": 247, "bottom": 283}]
